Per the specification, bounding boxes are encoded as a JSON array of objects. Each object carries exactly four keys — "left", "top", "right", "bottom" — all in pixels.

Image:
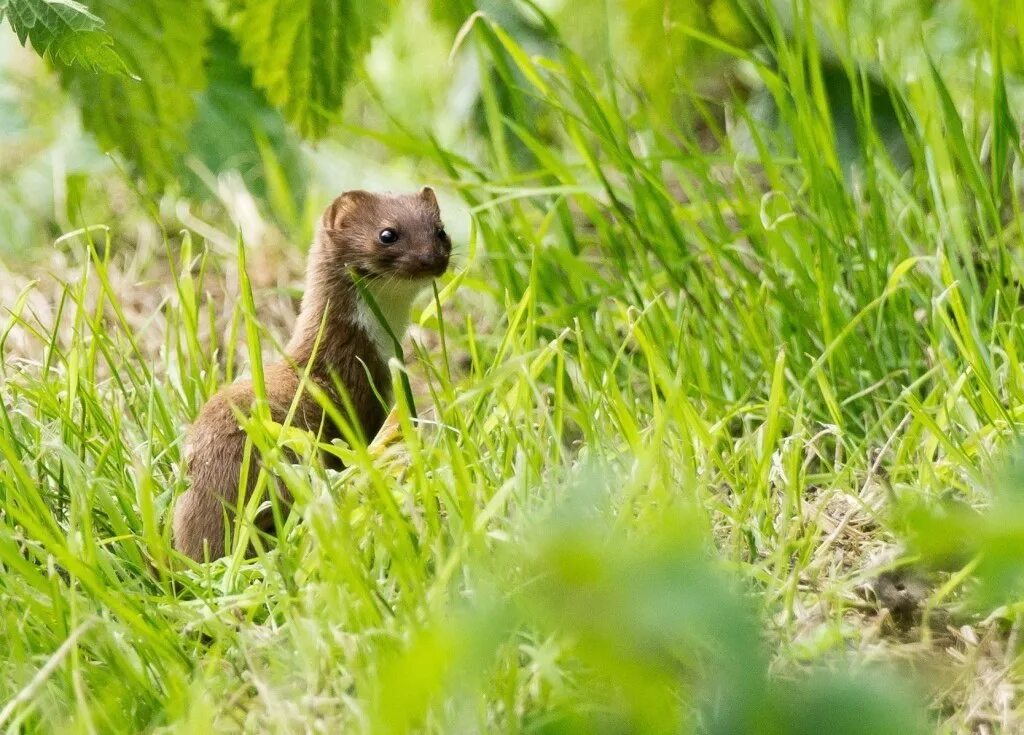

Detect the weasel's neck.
[{"left": 285, "top": 250, "right": 425, "bottom": 371}]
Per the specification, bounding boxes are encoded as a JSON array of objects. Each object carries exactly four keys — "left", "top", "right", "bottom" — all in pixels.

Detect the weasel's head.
[{"left": 319, "top": 188, "right": 451, "bottom": 282}]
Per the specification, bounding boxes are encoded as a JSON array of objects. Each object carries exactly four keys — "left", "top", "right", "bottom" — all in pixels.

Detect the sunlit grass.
[{"left": 2, "top": 2, "right": 1024, "bottom": 732}]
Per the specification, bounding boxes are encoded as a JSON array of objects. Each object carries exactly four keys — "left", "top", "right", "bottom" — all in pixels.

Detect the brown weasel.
[{"left": 172, "top": 188, "right": 451, "bottom": 561}]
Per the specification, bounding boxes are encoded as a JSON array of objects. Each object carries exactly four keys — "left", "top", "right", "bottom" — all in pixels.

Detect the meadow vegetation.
[{"left": 1, "top": 0, "right": 1024, "bottom": 731}]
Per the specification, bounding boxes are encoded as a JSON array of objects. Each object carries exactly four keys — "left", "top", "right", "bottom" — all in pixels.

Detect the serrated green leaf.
[
  {"left": 230, "top": 0, "right": 391, "bottom": 138},
  {"left": 0, "top": 0, "right": 125, "bottom": 73},
  {"left": 58, "top": 0, "right": 209, "bottom": 188}
]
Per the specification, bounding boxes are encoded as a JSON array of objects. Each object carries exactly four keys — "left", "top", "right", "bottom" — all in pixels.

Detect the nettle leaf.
[
  {"left": 58, "top": 0, "right": 209, "bottom": 188},
  {"left": 0, "top": 0, "right": 124, "bottom": 73},
  {"left": 230, "top": 0, "right": 391, "bottom": 138}
]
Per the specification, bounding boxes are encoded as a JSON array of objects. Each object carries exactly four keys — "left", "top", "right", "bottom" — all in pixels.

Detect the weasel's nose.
[{"left": 417, "top": 251, "right": 449, "bottom": 276}]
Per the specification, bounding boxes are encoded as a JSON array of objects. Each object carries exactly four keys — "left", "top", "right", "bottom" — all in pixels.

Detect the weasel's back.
[{"left": 173, "top": 365, "right": 302, "bottom": 560}]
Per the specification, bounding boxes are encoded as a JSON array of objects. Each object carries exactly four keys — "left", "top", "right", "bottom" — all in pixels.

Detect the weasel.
[{"left": 172, "top": 188, "right": 451, "bottom": 561}]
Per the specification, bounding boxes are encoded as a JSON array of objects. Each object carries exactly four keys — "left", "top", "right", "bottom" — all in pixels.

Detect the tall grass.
[{"left": 2, "top": 1, "right": 1024, "bottom": 731}]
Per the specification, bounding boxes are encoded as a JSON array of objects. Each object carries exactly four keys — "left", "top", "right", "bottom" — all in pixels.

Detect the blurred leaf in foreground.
[
  {"left": 907, "top": 443, "right": 1024, "bottom": 610},
  {"left": 371, "top": 467, "right": 929, "bottom": 734}
]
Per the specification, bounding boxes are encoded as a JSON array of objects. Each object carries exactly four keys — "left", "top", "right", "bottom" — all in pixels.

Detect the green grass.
[{"left": 3, "top": 1, "right": 1024, "bottom": 732}]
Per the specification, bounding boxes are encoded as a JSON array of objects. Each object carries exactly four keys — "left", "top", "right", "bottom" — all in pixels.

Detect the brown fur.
[{"left": 172, "top": 188, "right": 450, "bottom": 561}]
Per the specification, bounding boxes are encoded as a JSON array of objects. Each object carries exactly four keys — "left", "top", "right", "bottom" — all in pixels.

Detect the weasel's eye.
[
  {"left": 378, "top": 228, "right": 398, "bottom": 245},
  {"left": 435, "top": 227, "right": 448, "bottom": 240}
]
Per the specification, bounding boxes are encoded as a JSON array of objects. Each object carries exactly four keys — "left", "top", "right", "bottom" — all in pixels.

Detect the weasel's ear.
[
  {"left": 323, "top": 189, "right": 372, "bottom": 228},
  {"left": 419, "top": 186, "right": 439, "bottom": 210}
]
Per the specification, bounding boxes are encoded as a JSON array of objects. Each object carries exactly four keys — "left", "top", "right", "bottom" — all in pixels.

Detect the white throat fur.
[{"left": 351, "top": 278, "right": 428, "bottom": 359}]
